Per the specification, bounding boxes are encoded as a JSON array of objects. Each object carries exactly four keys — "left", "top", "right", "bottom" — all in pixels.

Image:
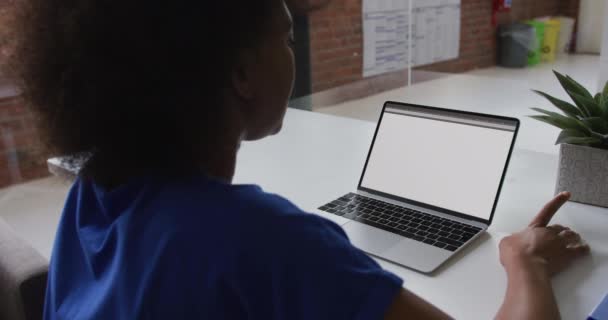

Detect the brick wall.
[
  {"left": 0, "top": 0, "right": 49, "bottom": 189},
  {"left": 559, "top": 0, "right": 581, "bottom": 19},
  {"left": 0, "top": 0, "right": 14, "bottom": 67},
  {"left": 309, "top": 0, "right": 363, "bottom": 93},
  {"left": 0, "top": 95, "right": 48, "bottom": 189},
  {"left": 0, "top": 0, "right": 581, "bottom": 188},
  {"left": 309, "top": 0, "right": 581, "bottom": 92}
]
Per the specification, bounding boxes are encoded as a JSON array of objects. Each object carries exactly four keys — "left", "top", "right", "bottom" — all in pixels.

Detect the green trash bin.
[{"left": 526, "top": 20, "right": 545, "bottom": 66}]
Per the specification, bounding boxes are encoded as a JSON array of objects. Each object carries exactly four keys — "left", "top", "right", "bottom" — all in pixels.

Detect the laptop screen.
[{"left": 359, "top": 102, "right": 518, "bottom": 223}]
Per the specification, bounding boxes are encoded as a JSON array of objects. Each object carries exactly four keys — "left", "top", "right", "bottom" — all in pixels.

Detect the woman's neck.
[
  {"left": 201, "top": 96, "right": 249, "bottom": 183},
  {"left": 200, "top": 139, "right": 240, "bottom": 183}
]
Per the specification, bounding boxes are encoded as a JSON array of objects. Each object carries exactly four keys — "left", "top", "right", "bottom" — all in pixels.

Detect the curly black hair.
[{"left": 9, "top": 0, "right": 279, "bottom": 187}]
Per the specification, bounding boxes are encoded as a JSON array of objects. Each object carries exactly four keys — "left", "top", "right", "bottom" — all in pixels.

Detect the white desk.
[
  {"left": 319, "top": 73, "right": 572, "bottom": 156},
  {"left": 232, "top": 108, "right": 608, "bottom": 319},
  {"left": 49, "top": 107, "right": 608, "bottom": 319}
]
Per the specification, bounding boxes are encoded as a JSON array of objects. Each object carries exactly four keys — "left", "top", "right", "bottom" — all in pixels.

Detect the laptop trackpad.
[{"left": 343, "top": 221, "right": 401, "bottom": 255}]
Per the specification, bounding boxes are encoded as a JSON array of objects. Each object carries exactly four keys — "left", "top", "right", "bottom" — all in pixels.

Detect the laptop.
[{"left": 317, "top": 101, "right": 520, "bottom": 274}]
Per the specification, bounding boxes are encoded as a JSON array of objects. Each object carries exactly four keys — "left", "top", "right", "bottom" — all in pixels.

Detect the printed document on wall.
[{"left": 363, "top": 0, "right": 461, "bottom": 77}]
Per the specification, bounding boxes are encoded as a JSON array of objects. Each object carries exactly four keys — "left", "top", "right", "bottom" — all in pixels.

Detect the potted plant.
[{"left": 531, "top": 71, "right": 608, "bottom": 207}]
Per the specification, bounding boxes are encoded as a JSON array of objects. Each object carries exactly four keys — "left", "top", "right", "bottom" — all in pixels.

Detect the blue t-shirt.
[{"left": 44, "top": 175, "right": 403, "bottom": 319}]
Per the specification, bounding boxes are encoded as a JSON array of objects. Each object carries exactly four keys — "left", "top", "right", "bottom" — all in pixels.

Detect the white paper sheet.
[{"left": 363, "top": 0, "right": 461, "bottom": 77}]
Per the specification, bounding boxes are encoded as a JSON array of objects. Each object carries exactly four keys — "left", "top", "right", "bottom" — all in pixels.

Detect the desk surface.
[
  {"left": 233, "top": 108, "right": 608, "bottom": 319},
  {"left": 318, "top": 73, "right": 570, "bottom": 155},
  {"left": 49, "top": 105, "right": 608, "bottom": 319}
]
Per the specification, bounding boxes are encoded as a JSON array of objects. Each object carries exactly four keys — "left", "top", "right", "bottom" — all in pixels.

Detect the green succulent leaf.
[
  {"left": 589, "top": 130, "right": 608, "bottom": 144},
  {"left": 569, "top": 90, "right": 602, "bottom": 117},
  {"left": 534, "top": 72, "right": 608, "bottom": 148},
  {"left": 602, "top": 80, "right": 608, "bottom": 118},
  {"left": 530, "top": 107, "right": 561, "bottom": 118},
  {"left": 554, "top": 70, "right": 594, "bottom": 105},
  {"left": 556, "top": 135, "right": 601, "bottom": 146},
  {"left": 529, "top": 113, "right": 590, "bottom": 133},
  {"left": 554, "top": 70, "right": 593, "bottom": 97},
  {"left": 581, "top": 117, "right": 608, "bottom": 134},
  {"left": 533, "top": 90, "right": 582, "bottom": 118},
  {"left": 568, "top": 76, "right": 593, "bottom": 94},
  {"left": 555, "top": 129, "right": 593, "bottom": 145},
  {"left": 595, "top": 93, "right": 603, "bottom": 105}
]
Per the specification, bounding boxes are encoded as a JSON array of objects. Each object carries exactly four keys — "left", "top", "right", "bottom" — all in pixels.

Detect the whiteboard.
[{"left": 363, "top": 0, "right": 461, "bottom": 78}]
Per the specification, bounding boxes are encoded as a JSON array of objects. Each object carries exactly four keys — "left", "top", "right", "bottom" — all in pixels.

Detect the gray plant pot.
[{"left": 556, "top": 143, "right": 608, "bottom": 208}]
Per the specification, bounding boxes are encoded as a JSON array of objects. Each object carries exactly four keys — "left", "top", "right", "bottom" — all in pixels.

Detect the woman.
[{"left": 10, "top": 0, "right": 589, "bottom": 319}]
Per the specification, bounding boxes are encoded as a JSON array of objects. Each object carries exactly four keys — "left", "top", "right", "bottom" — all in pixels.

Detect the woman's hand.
[
  {"left": 499, "top": 192, "right": 590, "bottom": 277},
  {"left": 495, "top": 192, "right": 590, "bottom": 320},
  {"left": 385, "top": 192, "right": 591, "bottom": 320}
]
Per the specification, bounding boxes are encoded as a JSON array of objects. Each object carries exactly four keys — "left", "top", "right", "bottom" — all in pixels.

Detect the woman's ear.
[{"left": 231, "top": 53, "right": 256, "bottom": 101}]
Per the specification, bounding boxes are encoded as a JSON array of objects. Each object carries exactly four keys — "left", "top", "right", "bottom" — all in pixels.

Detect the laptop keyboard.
[{"left": 319, "top": 193, "right": 482, "bottom": 252}]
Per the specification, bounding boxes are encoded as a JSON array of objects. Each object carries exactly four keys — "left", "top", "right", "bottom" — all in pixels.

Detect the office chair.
[{"left": 0, "top": 218, "right": 48, "bottom": 320}]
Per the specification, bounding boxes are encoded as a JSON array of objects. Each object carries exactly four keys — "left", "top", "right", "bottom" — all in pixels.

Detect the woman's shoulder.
[
  {"left": 142, "top": 175, "right": 341, "bottom": 238},
  {"left": 71, "top": 174, "right": 334, "bottom": 231},
  {"left": 144, "top": 176, "right": 351, "bottom": 269}
]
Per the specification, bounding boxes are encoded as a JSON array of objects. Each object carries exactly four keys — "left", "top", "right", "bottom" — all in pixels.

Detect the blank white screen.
[{"left": 361, "top": 110, "right": 515, "bottom": 220}]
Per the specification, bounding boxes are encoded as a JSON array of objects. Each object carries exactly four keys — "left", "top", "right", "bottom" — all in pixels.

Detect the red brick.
[
  {"left": 309, "top": 0, "right": 578, "bottom": 93},
  {"left": 0, "top": 105, "right": 26, "bottom": 119},
  {"left": 0, "top": 118, "right": 25, "bottom": 132}
]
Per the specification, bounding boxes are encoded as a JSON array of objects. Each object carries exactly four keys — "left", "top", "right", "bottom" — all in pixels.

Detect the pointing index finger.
[{"left": 529, "top": 192, "right": 571, "bottom": 228}]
